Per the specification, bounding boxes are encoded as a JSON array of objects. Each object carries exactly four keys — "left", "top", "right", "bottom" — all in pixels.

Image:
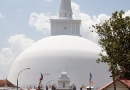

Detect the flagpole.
[
  {"left": 89, "top": 73, "right": 92, "bottom": 90},
  {"left": 38, "top": 79, "right": 41, "bottom": 90},
  {"left": 89, "top": 79, "right": 91, "bottom": 90},
  {"left": 38, "top": 73, "right": 49, "bottom": 90}
]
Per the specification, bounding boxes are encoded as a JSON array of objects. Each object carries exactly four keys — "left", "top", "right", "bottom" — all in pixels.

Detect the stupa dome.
[
  {"left": 8, "top": 35, "right": 111, "bottom": 88},
  {"left": 61, "top": 71, "right": 67, "bottom": 76}
]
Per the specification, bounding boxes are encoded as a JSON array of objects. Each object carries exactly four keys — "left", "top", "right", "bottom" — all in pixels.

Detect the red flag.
[{"left": 40, "top": 73, "right": 43, "bottom": 80}]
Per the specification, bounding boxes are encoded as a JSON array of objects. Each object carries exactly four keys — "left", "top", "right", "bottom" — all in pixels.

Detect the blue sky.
[
  {"left": 0, "top": 0, "right": 130, "bottom": 50},
  {"left": 0, "top": 0, "right": 130, "bottom": 80}
]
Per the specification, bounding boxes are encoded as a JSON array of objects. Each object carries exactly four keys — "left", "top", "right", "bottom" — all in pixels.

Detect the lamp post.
[
  {"left": 46, "top": 80, "right": 54, "bottom": 90},
  {"left": 44, "top": 74, "right": 50, "bottom": 76},
  {"left": 17, "top": 68, "right": 30, "bottom": 90},
  {"left": 46, "top": 80, "right": 54, "bottom": 86}
]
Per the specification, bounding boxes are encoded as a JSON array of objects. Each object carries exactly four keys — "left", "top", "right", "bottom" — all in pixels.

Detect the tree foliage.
[{"left": 92, "top": 10, "right": 130, "bottom": 79}]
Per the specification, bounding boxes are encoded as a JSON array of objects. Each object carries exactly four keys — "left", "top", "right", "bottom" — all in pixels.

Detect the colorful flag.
[
  {"left": 49, "top": 85, "right": 52, "bottom": 88},
  {"left": 40, "top": 73, "right": 43, "bottom": 80},
  {"left": 91, "top": 81, "right": 94, "bottom": 84},
  {"left": 90, "top": 73, "right": 92, "bottom": 81},
  {"left": 30, "top": 85, "right": 32, "bottom": 89}
]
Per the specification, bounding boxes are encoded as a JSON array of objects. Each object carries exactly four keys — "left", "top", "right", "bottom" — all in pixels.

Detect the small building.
[
  {"left": 0, "top": 79, "right": 16, "bottom": 90},
  {"left": 99, "top": 78, "right": 130, "bottom": 90},
  {"left": 56, "top": 71, "right": 76, "bottom": 90}
]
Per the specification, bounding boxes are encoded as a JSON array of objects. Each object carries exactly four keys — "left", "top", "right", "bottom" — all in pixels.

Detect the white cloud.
[
  {"left": 71, "top": 2, "right": 110, "bottom": 44},
  {"left": 18, "top": 9, "right": 21, "bottom": 13},
  {"left": 8, "top": 34, "right": 34, "bottom": 57},
  {"left": 0, "top": 12, "right": 4, "bottom": 18},
  {"left": 45, "top": 0, "right": 52, "bottom": 2},
  {"left": 125, "top": 10, "right": 130, "bottom": 16},
  {"left": 123, "top": 10, "right": 130, "bottom": 18},
  {"left": 0, "top": 34, "right": 34, "bottom": 79},
  {"left": 0, "top": 48, "right": 14, "bottom": 65},
  {"left": 29, "top": 12, "right": 58, "bottom": 33}
]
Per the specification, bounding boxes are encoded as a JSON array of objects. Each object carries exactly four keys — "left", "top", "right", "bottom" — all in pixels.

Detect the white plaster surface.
[
  {"left": 59, "top": 0, "right": 72, "bottom": 19},
  {"left": 50, "top": 19, "right": 81, "bottom": 36},
  {"left": 8, "top": 35, "right": 111, "bottom": 89}
]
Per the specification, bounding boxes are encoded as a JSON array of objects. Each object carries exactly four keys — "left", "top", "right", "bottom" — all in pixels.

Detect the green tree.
[{"left": 92, "top": 10, "right": 130, "bottom": 90}]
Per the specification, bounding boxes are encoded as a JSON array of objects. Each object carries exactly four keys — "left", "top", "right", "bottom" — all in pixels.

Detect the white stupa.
[{"left": 8, "top": 0, "right": 111, "bottom": 89}]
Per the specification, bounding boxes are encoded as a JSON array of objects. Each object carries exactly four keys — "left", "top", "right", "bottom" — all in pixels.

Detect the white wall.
[
  {"left": 58, "top": 81, "right": 70, "bottom": 88},
  {"left": 50, "top": 19, "right": 81, "bottom": 36}
]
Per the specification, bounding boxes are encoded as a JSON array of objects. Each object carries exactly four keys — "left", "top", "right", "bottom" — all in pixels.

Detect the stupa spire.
[
  {"left": 50, "top": 0, "right": 81, "bottom": 36},
  {"left": 59, "top": 0, "right": 73, "bottom": 19}
]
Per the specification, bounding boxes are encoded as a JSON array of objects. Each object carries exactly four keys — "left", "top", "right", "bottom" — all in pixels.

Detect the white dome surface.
[
  {"left": 61, "top": 71, "right": 67, "bottom": 76},
  {"left": 8, "top": 35, "right": 111, "bottom": 89}
]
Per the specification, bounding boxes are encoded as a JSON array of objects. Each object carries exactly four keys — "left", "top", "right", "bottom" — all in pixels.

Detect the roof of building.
[
  {"left": 99, "top": 78, "right": 130, "bottom": 90},
  {"left": 61, "top": 71, "right": 67, "bottom": 76},
  {"left": 119, "top": 78, "right": 130, "bottom": 88},
  {"left": 0, "top": 79, "right": 16, "bottom": 87}
]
